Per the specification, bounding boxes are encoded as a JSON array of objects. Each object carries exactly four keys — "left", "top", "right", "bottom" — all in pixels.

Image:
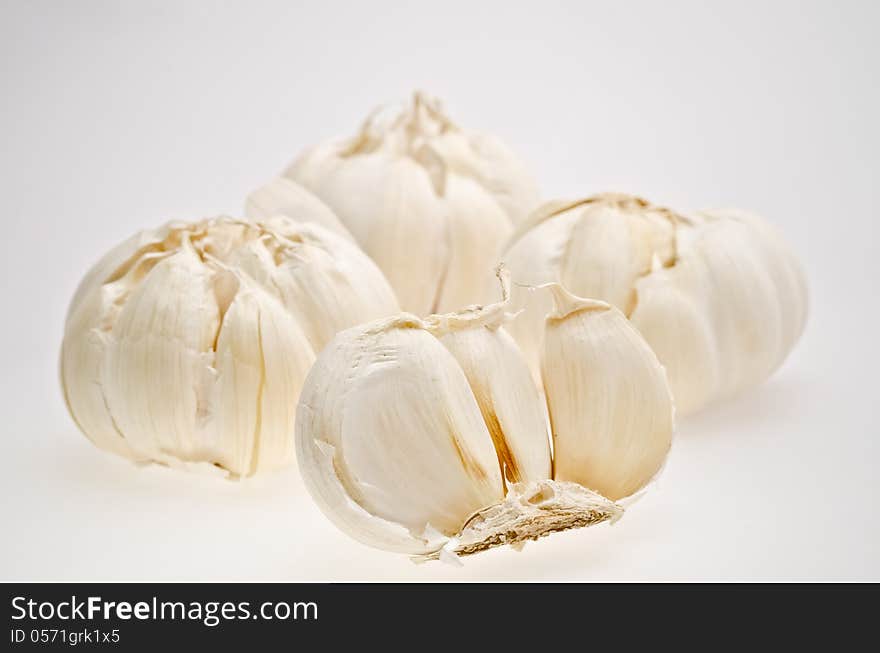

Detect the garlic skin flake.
[
  {"left": 503, "top": 194, "right": 808, "bottom": 415},
  {"left": 295, "top": 279, "right": 672, "bottom": 557},
  {"left": 253, "top": 92, "right": 540, "bottom": 315},
  {"left": 61, "top": 216, "right": 399, "bottom": 476}
]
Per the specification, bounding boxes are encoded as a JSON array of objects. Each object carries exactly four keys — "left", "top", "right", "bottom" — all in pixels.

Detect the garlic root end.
[{"left": 413, "top": 480, "right": 622, "bottom": 561}]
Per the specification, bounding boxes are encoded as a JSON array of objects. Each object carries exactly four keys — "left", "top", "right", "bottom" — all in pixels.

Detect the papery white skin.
[
  {"left": 423, "top": 278, "right": 552, "bottom": 487},
  {"left": 61, "top": 216, "right": 399, "bottom": 476},
  {"left": 244, "top": 177, "right": 354, "bottom": 241},
  {"left": 252, "top": 92, "right": 540, "bottom": 315},
  {"left": 541, "top": 285, "right": 674, "bottom": 500},
  {"left": 295, "top": 275, "right": 673, "bottom": 557},
  {"left": 503, "top": 194, "right": 808, "bottom": 415}
]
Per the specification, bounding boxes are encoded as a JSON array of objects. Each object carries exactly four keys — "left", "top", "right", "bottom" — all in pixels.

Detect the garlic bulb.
[
  {"left": 503, "top": 194, "right": 808, "bottom": 415},
  {"left": 61, "top": 216, "right": 399, "bottom": 476},
  {"left": 250, "top": 92, "right": 540, "bottom": 315},
  {"left": 295, "top": 274, "right": 673, "bottom": 558}
]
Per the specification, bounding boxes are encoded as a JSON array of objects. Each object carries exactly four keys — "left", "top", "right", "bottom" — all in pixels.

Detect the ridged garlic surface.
[
  {"left": 61, "top": 216, "right": 399, "bottom": 476},
  {"left": 503, "top": 195, "right": 808, "bottom": 415},
  {"left": 250, "top": 92, "right": 540, "bottom": 315},
  {"left": 295, "top": 277, "right": 673, "bottom": 558}
]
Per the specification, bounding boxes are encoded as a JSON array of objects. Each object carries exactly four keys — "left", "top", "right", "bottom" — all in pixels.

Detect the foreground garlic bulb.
[
  {"left": 295, "top": 275, "right": 673, "bottom": 558},
  {"left": 503, "top": 195, "right": 808, "bottom": 415},
  {"left": 249, "top": 92, "right": 540, "bottom": 315},
  {"left": 61, "top": 216, "right": 399, "bottom": 475}
]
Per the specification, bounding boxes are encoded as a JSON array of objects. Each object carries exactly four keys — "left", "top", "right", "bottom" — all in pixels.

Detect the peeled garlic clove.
[
  {"left": 541, "top": 285, "right": 674, "bottom": 501},
  {"left": 244, "top": 176, "right": 354, "bottom": 241},
  {"left": 503, "top": 194, "right": 808, "bottom": 415},
  {"left": 296, "top": 283, "right": 630, "bottom": 558},
  {"left": 61, "top": 216, "right": 400, "bottom": 475},
  {"left": 269, "top": 91, "right": 540, "bottom": 314}
]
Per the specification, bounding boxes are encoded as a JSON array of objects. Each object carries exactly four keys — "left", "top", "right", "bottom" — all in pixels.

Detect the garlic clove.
[
  {"left": 296, "top": 317, "right": 505, "bottom": 555},
  {"left": 63, "top": 216, "right": 400, "bottom": 474},
  {"left": 432, "top": 174, "right": 513, "bottom": 312},
  {"left": 206, "top": 278, "right": 260, "bottom": 476},
  {"left": 629, "top": 267, "right": 720, "bottom": 415},
  {"left": 631, "top": 211, "right": 807, "bottom": 408},
  {"left": 502, "top": 196, "right": 676, "bottom": 381},
  {"left": 698, "top": 208, "right": 809, "bottom": 352},
  {"left": 436, "top": 325, "right": 552, "bottom": 486},
  {"left": 61, "top": 227, "right": 174, "bottom": 460},
  {"left": 501, "top": 204, "right": 585, "bottom": 380},
  {"left": 558, "top": 198, "right": 676, "bottom": 314},
  {"left": 238, "top": 285, "right": 315, "bottom": 474},
  {"left": 424, "top": 273, "right": 552, "bottom": 486},
  {"left": 290, "top": 152, "right": 450, "bottom": 315},
  {"left": 211, "top": 279, "right": 316, "bottom": 476},
  {"left": 229, "top": 222, "right": 400, "bottom": 352},
  {"left": 244, "top": 177, "right": 354, "bottom": 241},
  {"left": 426, "top": 128, "right": 541, "bottom": 226},
  {"left": 64, "top": 225, "right": 173, "bottom": 325},
  {"left": 100, "top": 241, "right": 220, "bottom": 464},
  {"left": 541, "top": 284, "right": 674, "bottom": 501},
  {"left": 463, "top": 132, "right": 541, "bottom": 225}
]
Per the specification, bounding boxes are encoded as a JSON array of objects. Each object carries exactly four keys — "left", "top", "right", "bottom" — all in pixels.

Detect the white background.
[{"left": 1, "top": 0, "right": 877, "bottom": 581}]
